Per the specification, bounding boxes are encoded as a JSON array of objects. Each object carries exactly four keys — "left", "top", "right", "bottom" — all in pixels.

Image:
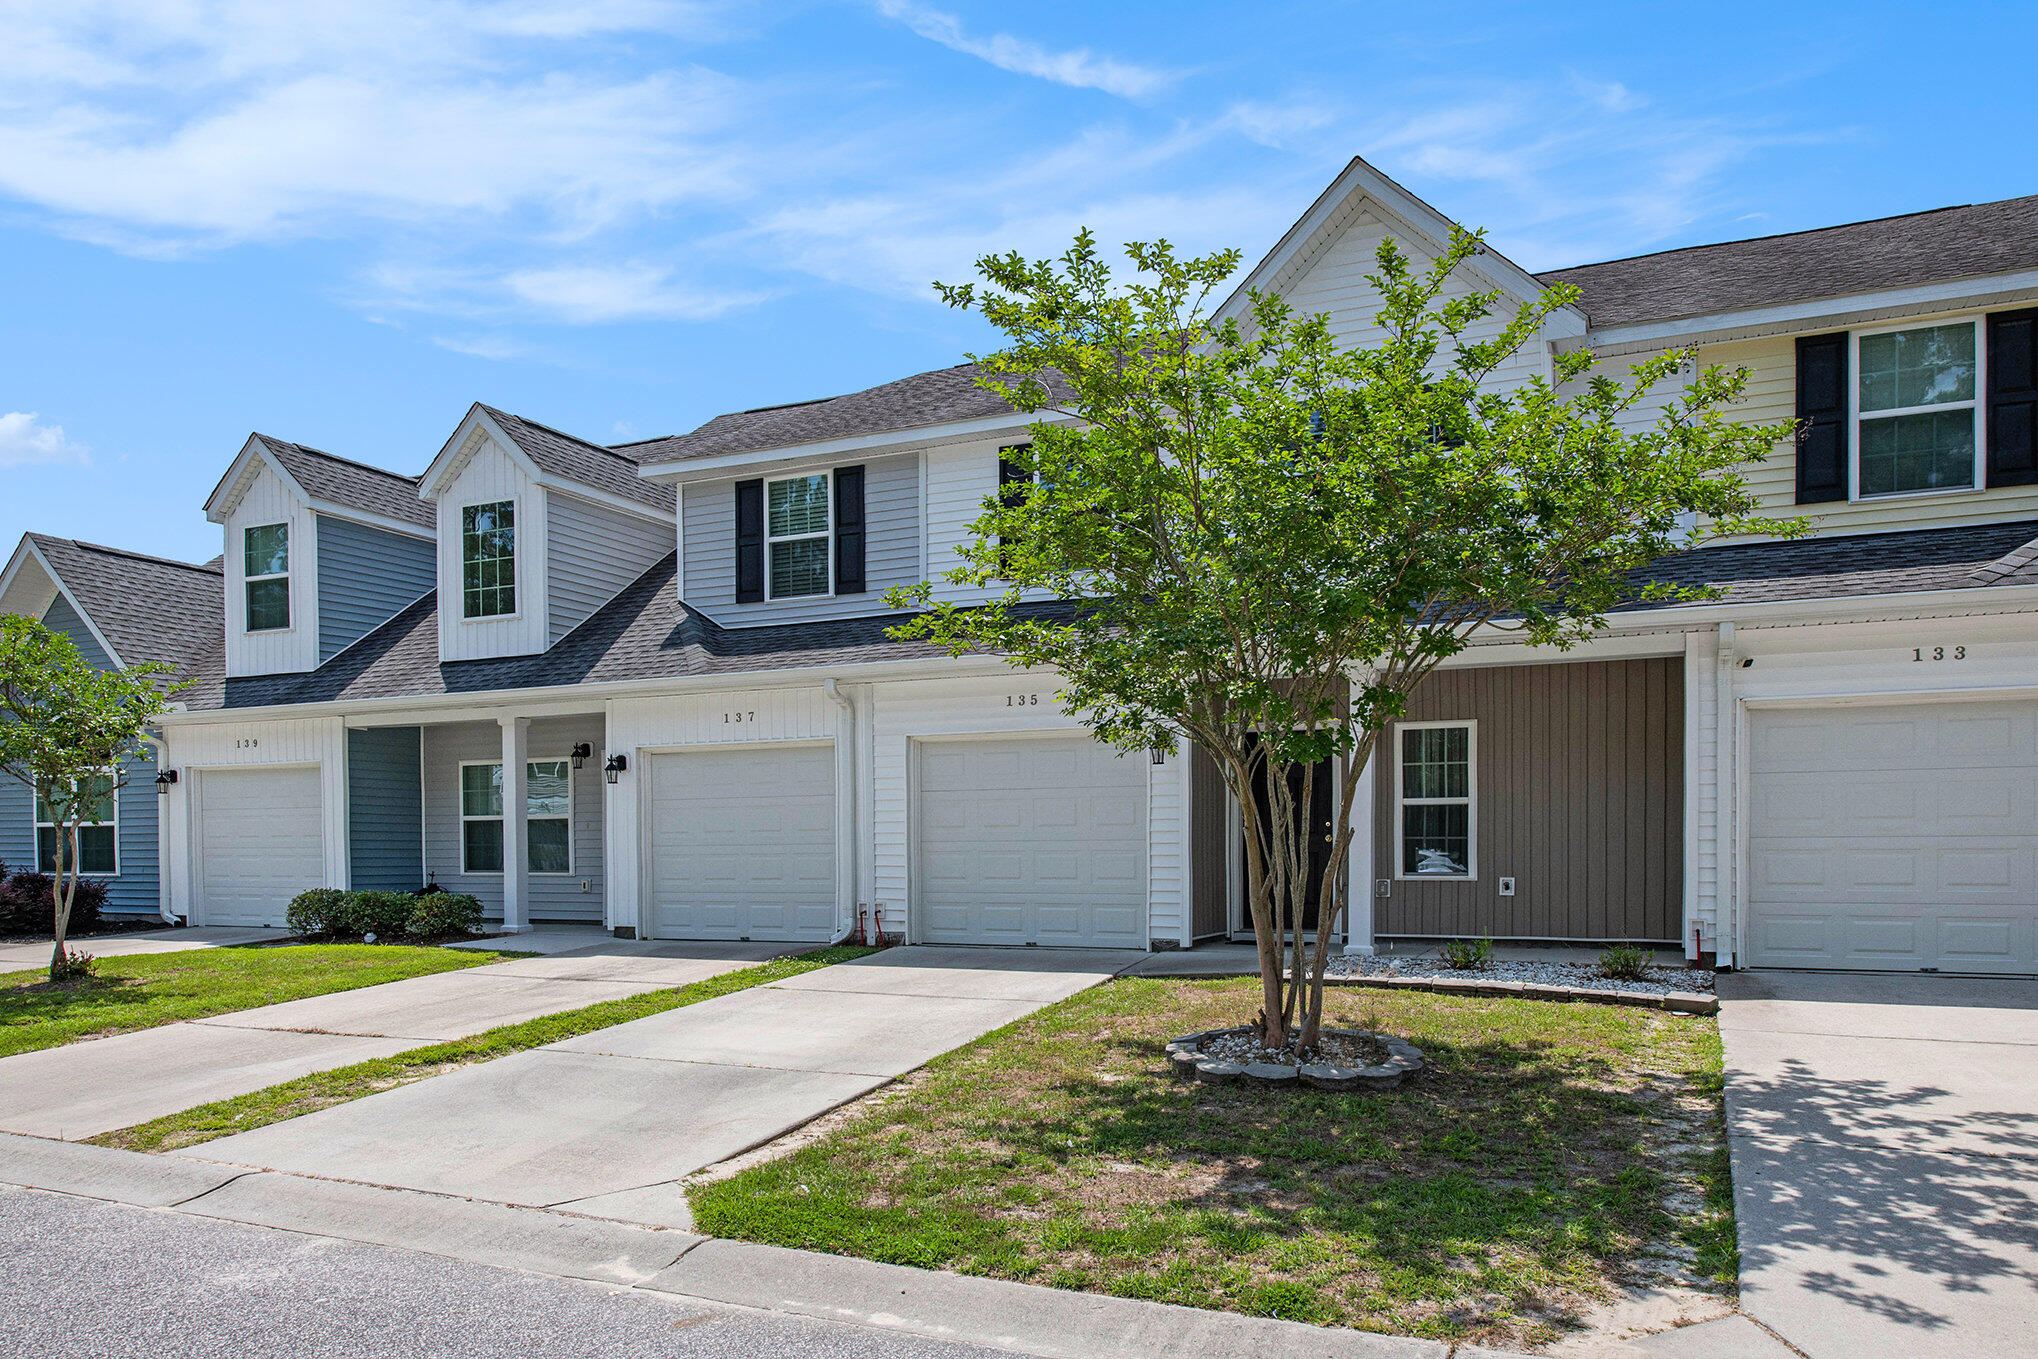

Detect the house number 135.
[
  {"left": 1912, "top": 646, "right": 1966, "bottom": 661},
  {"left": 1006, "top": 693, "right": 1039, "bottom": 707}
]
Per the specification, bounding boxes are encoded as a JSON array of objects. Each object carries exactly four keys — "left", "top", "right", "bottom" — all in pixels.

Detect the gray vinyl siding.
[
  {"left": 545, "top": 491, "right": 672, "bottom": 645},
  {"left": 420, "top": 718, "right": 605, "bottom": 922},
  {"left": 1189, "top": 743, "right": 1229, "bottom": 939},
  {"left": 41, "top": 593, "right": 113, "bottom": 668},
  {"left": 681, "top": 454, "right": 920, "bottom": 625},
  {"left": 0, "top": 773, "right": 32, "bottom": 884},
  {"left": 348, "top": 726, "right": 423, "bottom": 891},
  {"left": 1374, "top": 657, "right": 1684, "bottom": 944},
  {"left": 316, "top": 514, "right": 435, "bottom": 663}
]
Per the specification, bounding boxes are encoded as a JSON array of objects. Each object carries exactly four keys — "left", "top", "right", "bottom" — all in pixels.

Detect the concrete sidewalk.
[
  {"left": 1718, "top": 970, "right": 2038, "bottom": 1359},
  {"left": 0, "top": 925, "right": 283, "bottom": 971},
  {"left": 179, "top": 947, "right": 1133, "bottom": 1222},
  {"left": 0, "top": 939, "right": 784, "bottom": 1140}
]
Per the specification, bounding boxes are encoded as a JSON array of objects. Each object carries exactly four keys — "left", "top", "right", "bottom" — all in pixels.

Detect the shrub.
[
  {"left": 405, "top": 891, "right": 482, "bottom": 939},
  {"left": 285, "top": 887, "right": 353, "bottom": 937},
  {"left": 1439, "top": 937, "right": 1493, "bottom": 971},
  {"left": 0, "top": 866, "right": 107, "bottom": 936},
  {"left": 50, "top": 948, "right": 97, "bottom": 981},
  {"left": 343, "top": 891, "right": 418, "bottom": 939},
  {"left": 1598, "top": 943, "right": 1652, "bottom": 982}
]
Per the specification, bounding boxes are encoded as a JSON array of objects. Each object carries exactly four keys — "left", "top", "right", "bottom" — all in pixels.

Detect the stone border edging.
[
  {"left": 1326, "top": 973, "right": 1719, "bottom": 1015},
  {"left": 1167, "top": 1026, "right": 1426, "bottom": 1090}
]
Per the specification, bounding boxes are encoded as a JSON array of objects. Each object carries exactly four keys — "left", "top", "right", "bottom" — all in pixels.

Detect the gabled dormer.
[
  {"left": 204, "top": 435, "right": 436, "bottom": 677},
  {"left": 419, "top": 405, "right": 674, "bottom": 661}
]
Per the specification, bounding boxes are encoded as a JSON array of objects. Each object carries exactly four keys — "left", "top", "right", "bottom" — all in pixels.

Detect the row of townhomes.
[{"left": 6, "top": 158, "right": 2037, "bottom": 974}]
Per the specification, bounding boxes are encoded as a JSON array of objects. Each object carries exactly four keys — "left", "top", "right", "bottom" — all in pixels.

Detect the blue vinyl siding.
[
  {"left": 348, "top": 726, "right": 424, "bottom": 891},
  {"left": 40, "top": 593, "right": 113, "bottom": 669},
  {"left": 317, "top": 515, "right": 435, "bottom": 663},
  {"left": 0, "top": 774, "right": 30, "bottom": 883}
]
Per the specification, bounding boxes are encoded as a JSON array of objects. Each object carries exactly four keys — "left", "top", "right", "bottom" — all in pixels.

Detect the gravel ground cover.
[{"left": 1327, "top": 954, "right": 1716, "bottom": 996}]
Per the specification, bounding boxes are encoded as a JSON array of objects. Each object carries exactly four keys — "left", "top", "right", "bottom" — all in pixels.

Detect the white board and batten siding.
[
  {"left": 434, "top": 436, "right": 550, "bottom": 660},
  {"left": 545, "top": 490, "right": 671, "bottom": 645},
  {"left": 220, "top": 460, "right": 320, "bottom": 678},
  {"left": 869, "top": 674, "right": 1185, "bottom": 949},
  {"left": 163, "top": 716, "right": 349, "bottom": 925},
  {"left": 605, "top": 687, "right": 848, "bottom": 937}
]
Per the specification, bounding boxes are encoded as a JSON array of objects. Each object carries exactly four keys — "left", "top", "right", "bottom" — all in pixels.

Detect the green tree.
[
  {"left": 0, "top": 615, "right": 178, "bottom": 980},
  {"left": 889, "top": 228, "right": 1799, "bottom": 1051}
]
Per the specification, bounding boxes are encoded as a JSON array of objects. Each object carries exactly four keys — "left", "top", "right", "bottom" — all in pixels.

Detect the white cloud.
[
  {"left": 873, "top": 1, "right": 1177, "bottom": 99},
  {"left": 0, "top": 412, "right": 89, "bottom": 468},
  {"left": 431, "top": 334, "right": 534, "bottom": 361},
  {"left": 503, "top": 263, "right": 770, "bottom": 323}
]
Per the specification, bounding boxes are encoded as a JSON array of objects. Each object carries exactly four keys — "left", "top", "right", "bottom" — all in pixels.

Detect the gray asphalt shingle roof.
[
  {"left": 175, "top": 520, "right": 2038, "bottom": 713},
  {"left": 624, "top": 364, "right": 1071, "bottom": 466},
  {"left": 482, "top": 407, "right": 674, "bottom": 512},
  {"left": 1540, "top": 194, "right": 2038, "bottom": 329},
  {"left": 254, "top": 436, "right": 434, "bottom": 530},
  {"left": 30, "top": 535, "right": 223, "bottom": 679}
]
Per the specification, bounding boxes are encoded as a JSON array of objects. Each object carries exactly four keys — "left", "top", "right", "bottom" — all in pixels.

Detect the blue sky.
[{"left": 3, "top": 1, "right": 2033, "bottom": 564}]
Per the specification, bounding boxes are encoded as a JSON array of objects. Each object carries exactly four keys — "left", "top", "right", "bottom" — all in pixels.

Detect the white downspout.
[
  {"left": 823, "top": 678, "right": 860, "bottom": 945},
  {"left": 140, "top": 733, "right": 176, "bottom": 924}
]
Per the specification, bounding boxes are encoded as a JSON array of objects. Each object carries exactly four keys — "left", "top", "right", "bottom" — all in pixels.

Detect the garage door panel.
[
  {"left": 917, "top": 736, "right": 1146, "bottom": 949},
  {"left": 198, "top": 766, "right": 325, "bottom": 928},
  {"left": 645, "top": 746, "right": 835, "bottom": 942},
  {"left": 1749, "top": 703, "right": 2037, "bottom": 973}
]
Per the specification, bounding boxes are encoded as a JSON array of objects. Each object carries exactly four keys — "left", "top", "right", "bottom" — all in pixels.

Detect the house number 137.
[{"left": 1912, "top": 646, "right": 1966, "bottom": 661}]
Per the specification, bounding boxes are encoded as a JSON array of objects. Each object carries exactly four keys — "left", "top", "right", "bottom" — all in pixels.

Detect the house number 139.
[{"left": 1912, "top": 646, "right": 1966, "bottom": 661}]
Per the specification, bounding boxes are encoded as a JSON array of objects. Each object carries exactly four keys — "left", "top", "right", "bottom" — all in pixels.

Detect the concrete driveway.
[
  {"left": 1718, "top": 970, "right": 2038, "bottom": 1359},
  {"left": 0, "top": 940, "right": 784, "bottom": 1140},
  {"left": 0, "top": 925, "right": 282, "bottom": 971},
  {"left": 180, "top": 946, "right": 1133, "bottom": 1224}
]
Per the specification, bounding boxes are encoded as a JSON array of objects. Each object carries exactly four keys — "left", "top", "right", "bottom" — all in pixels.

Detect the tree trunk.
[{"left": 48, "top": 815, "right": 78, "bottom": 981}]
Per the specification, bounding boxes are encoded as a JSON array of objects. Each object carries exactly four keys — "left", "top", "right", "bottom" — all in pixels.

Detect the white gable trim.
[
  {"left": 1, "top": 537, "right": 128, "bottom": 668},
  {"left": 424, "top": 404, "right": 670, "bottom": 523},
  {"left": 1214, "top": 156, "right": 1587, "bottom": 337},
  {"left": 204, "top": 435, "right": 306, "bottom": 525}
]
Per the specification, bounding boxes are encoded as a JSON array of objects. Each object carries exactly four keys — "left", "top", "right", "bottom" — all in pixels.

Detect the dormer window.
[
  {"left": 243, "top": 523, "right": 290, "bottom": 631},
  {"left": 767, "top": 474, "right": 830, "bottom": 599},
  {"left": 462, "top": 500, "right": 516, "bottom": 619}
]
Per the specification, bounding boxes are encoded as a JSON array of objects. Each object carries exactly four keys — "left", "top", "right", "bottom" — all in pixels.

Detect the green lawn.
[
  {"left": 690, "top": 976, "right": 1729, "bottom": 1350},
  {"left": 94, "top": 945, "right": 875, "bottom": 1153},
  {"left": 0, "top": 944, "right": 516, "bottom": 1058}
]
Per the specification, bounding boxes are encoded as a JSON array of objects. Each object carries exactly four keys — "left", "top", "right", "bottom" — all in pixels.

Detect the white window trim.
[
  {"left": 242, "top": 522, "right": 292, "bottom": 634},
  {"left": 459, "top": 498, "right": 522, "bottom": 623},
  {"left": 763, "top": 472, "right": 834, "bottom": 602},
  {"left": 1847, "top": 315, "right": 1987, "bottom": 502},
  {"left": 1393, "top": 719, "right": 1477, "bottom": 882},
  {"left": 458, "top": 757, "right": 573, "bottom": 876},
  {"left": 35, "top": 770, "right": 119, "bottom": 878}
]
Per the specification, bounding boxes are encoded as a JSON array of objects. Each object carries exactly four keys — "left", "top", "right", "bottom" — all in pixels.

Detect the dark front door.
[{"left": 1239, "top": 747, "right": 1336, "bottom": 933}]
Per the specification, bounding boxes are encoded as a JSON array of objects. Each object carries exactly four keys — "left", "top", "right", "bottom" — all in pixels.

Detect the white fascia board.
[
  {"left": 535, "top": 477, "right": 673, "bottom": 527},
  {"left": 636, "top": 411, "right": 1072, "bottom": 483},
  {"left": 1458, "top": 583, "right": 2038, "bottom": 644},
  {"left": 204, "top": 435, "right": 306, "bottom": 524},
  {"left": 14, "top": 538, "right": 128, "bottom": 669},
  {"left": 304, "top": 501, "right": 435, "bottom": 542},
  {"left": 1585, "top": 271, "right": 2038, "bottom": 352},
  {"left": 154, "top": 652, "right": 1020, "bottom": 728}
]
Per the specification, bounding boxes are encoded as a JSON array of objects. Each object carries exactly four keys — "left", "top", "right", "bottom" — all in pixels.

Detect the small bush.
[
  {"left": 0, "top": 866, "right": 107, "bottom": 936},
  {"left": 285, "top": 887, "right": 353, "bottom": 937},
  {"left": 405, "top": 891, "right": 482, "bottom": 939},
  {"left": 1598, "top": 943, "right": 1652, "bottom": 982},
  {"left": 50, "top": 948, "right": 97, "bottom": 981},
  {"left": 1439, "top": 937, "right": 1492, "bottom": 971},
  {"left": 344, "top": 891, "right": 418, "bottom": 939}
]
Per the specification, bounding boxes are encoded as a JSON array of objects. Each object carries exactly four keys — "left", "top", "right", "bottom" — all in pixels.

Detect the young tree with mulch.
[
  {"left": 888, "top": 227, "right": 1797, "bottom": 1053},
  {"left": 0, "top": 615, "right": 177, "bottom": 980}
]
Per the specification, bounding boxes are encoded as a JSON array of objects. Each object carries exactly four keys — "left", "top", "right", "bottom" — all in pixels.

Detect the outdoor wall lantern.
[
  {"left": 604, "top": 753, "right": 629, "bottom": 784},
  {"left": 570, "top": 742, "right": 593, "bottom": 770},
  {"left": 154, "top": 769, "right": 179, "bottom": 795}
]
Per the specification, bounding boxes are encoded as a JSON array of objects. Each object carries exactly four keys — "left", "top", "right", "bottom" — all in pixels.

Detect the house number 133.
[{"left": 1912, "top": 646, "right": 1966, "bottom": 661}]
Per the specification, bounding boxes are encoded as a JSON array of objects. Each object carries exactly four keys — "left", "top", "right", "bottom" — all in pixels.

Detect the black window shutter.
[
  {"left": 834, "top": 465, "right": 866, "bottom": 594},
  {"left": 997, "top": 443, "right": 1033, "bottom": 550},
  {"left": 734, "top": 478, "right": 764, "bottom": 603},
  {"left": 1987, "top": 308, "right": 2038, "bottom": 489},
  {"left": 1794, "top": 332, "right": 1849, "bottom": 504}
]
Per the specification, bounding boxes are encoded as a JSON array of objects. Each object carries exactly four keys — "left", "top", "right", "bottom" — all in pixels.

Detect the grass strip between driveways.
[
  {"left": 91, "top": 944, "right": 876, "bottom": 1154},
  {"left": 0, "top": 944, "right": 520, "bottom": 1059}
]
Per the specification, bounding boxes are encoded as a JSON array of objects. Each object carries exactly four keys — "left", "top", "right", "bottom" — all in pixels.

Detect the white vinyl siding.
[
  {"left": 434, "top": 437, "right": 548, "bottom": 660},
  {"left": 221, "top": 460, "right": 319, "bottom": 677}
]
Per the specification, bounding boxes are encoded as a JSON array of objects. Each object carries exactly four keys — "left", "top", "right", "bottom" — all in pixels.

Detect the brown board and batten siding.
[
  {"left": 1188, "top": 742, "right": 1230, "bottom": 939},
  {"left": 1375, "top": 657, "right": 1683, "bottom": 943}
]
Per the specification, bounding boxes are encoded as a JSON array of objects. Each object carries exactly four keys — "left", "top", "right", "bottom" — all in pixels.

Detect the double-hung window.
[
  {"left": 1396, "top": 721, "right": 1474, "bottom": 878},
  {"left": 460, "top": 760, "right": 571, "bottom": 874},
  {"left": 462, "top": 500, "right": 516, "bottom": 619},
  {"left": 766, "top": 474, "right": 830, "bottom": 599},
  {"left": 36, "top": 773, "right": 118, "bottom": 876},
  {"left": 1855, "top": 320, "right": 1980, "bottom": 497},
  {"left": 243, "top": 523, "right": 290, "bottom": 631}
]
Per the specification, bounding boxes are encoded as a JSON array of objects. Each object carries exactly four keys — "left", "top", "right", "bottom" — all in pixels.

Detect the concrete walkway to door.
[
  {"left": 1718, "top": 970, "right": 2038, "bottom": 1359},
  {"left": 177, "top": 947, "right": 1134, "bottom": 1227},
  {"left": 0, "top": 940, "right": 783, "bottom": 1141}
]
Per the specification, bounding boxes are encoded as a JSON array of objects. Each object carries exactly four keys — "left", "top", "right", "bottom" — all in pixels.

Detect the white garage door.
[
  {"left": 643, "top": 745, "right": 836, "bottom": 941},
  {"left": 917, "top": 735, "right": 1147, "bottom": 948},
  {"left": 1748, "top": 701, "right": 2038, "bottom": 973},
  {"left": 197, "top": 765, "right": 326, "bottom": 927}
]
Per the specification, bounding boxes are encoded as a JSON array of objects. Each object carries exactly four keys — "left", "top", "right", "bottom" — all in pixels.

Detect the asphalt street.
[{"left": 0, "top": 1184, "right": 1010, "bottom": 1359}]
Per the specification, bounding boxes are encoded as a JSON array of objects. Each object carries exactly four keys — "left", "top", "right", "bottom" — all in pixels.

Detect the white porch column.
[
  {"left": 1343, "top": 738, "right": 1377, "bottom": 956},
  {"left": 499, "top": 715, "right": 529, "bottom": 933}
]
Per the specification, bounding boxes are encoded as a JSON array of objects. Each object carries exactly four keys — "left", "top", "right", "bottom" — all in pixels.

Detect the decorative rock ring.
[{"left": 1165, "top": 1027, "right": 1425, "bottom": 1091}]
